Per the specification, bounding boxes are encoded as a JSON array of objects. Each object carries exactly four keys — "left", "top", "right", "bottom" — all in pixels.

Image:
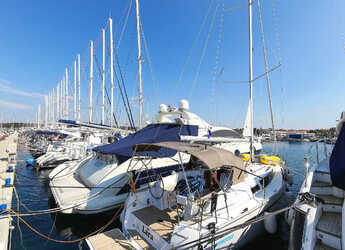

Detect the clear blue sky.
[{"left": 0, "top": 0, "right": 344, "bottom": 129}]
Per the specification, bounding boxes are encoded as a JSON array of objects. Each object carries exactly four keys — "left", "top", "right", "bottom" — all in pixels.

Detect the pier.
[{"left": 0, "top": 133, "right": 18, "bottom": 250}]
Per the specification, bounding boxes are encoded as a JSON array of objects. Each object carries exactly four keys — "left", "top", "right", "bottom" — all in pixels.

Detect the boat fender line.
[{"left": 129, "top": 176, "right": 136, "bottom": 192}]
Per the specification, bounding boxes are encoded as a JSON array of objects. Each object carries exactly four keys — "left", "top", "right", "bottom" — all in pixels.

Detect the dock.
[{"left": 0, "top": 133, "right": 18, "bottom": 250}]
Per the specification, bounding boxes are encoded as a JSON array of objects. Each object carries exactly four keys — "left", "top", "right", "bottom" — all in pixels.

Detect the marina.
[
  {"left": 0, "top": 133, "right": 18, "bottom": 250},
  {"left": 2, "top": 136, "right": 333, "bottom": 250},
  {"left": 0, "top": 0, "right": 344, "bottom": 249}
]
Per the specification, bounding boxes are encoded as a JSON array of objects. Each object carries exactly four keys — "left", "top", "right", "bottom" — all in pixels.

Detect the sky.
[{"left": 0, "top": 0, "right": 344, "bottom": 129}]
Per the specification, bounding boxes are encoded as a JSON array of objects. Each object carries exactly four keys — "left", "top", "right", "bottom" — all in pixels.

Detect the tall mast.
[
  {"left": 135, "top": 0, "right": 143, "bottom": 128},
  {"left": 45, "top": 95, "right": 48, "bottom": 128},
  {"left": 60, "top": 79, "right": 64, "bottom": 120},
  {"left": 38, "top": 104, "right": 41, "bottom": 129},
  {"left": 89, "top": 40, "right": 94, "bottom": 123},
  {"left": 248, "top": 0, "right": 254, "bottom": 160},
  {"left": 52, "top": 89, "right": 55, "bottom": 125},
  {"left": 74, "top": 60, "right": 77, "bottom": 120},
  {"left": 257, "top": 0, "right": 275, "bottom": 141},
  {"left": 47, "top": 93, "right": 50, "bottom": 124},
  {"left": 77, "top": 54, "right": 81, "bottom": 121},
  {"left": 56, "top": 83, "right": 59, "bottom": 120},
  {"left": 102, "top": 28, "right": 106, "bottom": 125},
  {"left": 109, "top": 18, "right": 114, "bottom": 127},
  {"left": 65, "top": 68, "right": 69, "bottom": 120}
]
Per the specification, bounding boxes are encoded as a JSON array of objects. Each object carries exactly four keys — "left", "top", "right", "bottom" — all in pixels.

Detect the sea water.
[{"left": 10, "top": 141, "right": 333, "bottom": 249}]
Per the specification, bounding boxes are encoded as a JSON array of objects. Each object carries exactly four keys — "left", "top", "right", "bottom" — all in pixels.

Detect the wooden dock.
[{"left": 0, "top": 133, "right": 18, "bottom": 250}]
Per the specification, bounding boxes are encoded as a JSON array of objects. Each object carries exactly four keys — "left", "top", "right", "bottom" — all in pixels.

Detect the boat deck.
[
  {"left": 86, "top": 228, "right": 135, "bottom": 250},
  {"left": 316, "top": 212, "right": 341, "bottom": 238},
  {"left": 317, "top": 194, "right": 344, "bottom": 206},
  {"left": 133, "top": 205, "right": 177, "bottom": 242}
]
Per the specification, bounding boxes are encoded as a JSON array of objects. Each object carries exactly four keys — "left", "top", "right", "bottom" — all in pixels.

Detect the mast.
[
  {"left": 248, "top": 0, "right": 254, "bottom": 160},
  {"left": 135, "top": 0, "right": 143, "bottom": 128},
  {"left": 102, "top": 28, "right": 106, "bottom": 125},
  {"left": 52, "top": 89, "right": 55, "bottom": 125},
  {"left": 60, "top": 79, "right": 64, "bottom": 120},
  {"left": 78, "top": 54, "right": 81, "bottom": 121},
  {"left": 56, "top": 83, "right": 59, "bottom": 120},
  {"left": 38, "top": 104, "right": 41, "bottom": 129},
  {"left": 257, "top": 0, "right": 276, "bottom": 141},
  {"left": 109, "top": 18, "right": 114, "bottom": 127},
  {"left": 89, "top": 40, "right": 94, "bottom": 123},
  {"left": 65, "top": 68, "right": 69, "bottom": 120},
  {"left": 47, "top": 93, "right": 50, "bottom": 125},
  {"left": 45, "top": 95, "right": 48, "bottom": 128},
  {"left": 74, "top": 60, "right": 77, "bottom": 120}
]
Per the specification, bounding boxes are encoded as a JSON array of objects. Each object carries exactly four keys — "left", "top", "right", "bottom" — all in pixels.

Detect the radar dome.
[
  {"left": 159, "top": 104, "right": 168, "bottom": 112},
  {"left": 178, "top": 99, "right": 189, "bottom": 111}
]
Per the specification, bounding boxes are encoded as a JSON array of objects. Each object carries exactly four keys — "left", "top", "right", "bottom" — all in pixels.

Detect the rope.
[{"left": 7, "top": 204, "right": 122, "bottom": 244}]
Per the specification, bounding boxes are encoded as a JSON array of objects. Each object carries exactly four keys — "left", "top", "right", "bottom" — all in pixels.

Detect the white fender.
[{"left": 264, "top": 211, "right": 277, "bottom": 234}]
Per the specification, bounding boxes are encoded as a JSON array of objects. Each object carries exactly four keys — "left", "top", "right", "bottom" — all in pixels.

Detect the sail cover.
[
  {"left": 330, "top": 123, "right": 345, "bottom": 190},
  {"left": 93, "top": 124, "right": 198, "bottom": 160}
]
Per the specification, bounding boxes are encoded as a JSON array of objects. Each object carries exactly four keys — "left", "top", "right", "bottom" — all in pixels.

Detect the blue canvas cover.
[
  {"left": 93, "top": 124, "right": 198, "bottom": 161},
  {"left": 36, "top": 130, "right": 67, "bottom": 137},
  {"left": 330, "top": 124, "right": 345, "bottom": 190},
  {"left": 58, "top": 119, "right": 77, "bottom": 125}
]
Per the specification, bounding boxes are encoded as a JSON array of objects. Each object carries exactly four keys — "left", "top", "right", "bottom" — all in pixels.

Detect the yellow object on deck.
[
  {"left": 260, "top": 155, "right": 281, "bottom": 165},
  {"left": 241, "top": 153, "right": 250, "bottom": 162}
]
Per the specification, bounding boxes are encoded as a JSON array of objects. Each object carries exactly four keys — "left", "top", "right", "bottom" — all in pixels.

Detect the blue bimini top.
[{"left": 93, "top": 123, "right": 198, "bottom": 162}]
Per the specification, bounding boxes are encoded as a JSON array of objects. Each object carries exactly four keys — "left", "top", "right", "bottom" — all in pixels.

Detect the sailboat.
[
  {"left": 85, "top": 0, "right": 287, "bottom": 249},
  {"left": 289, "top": 113, "right": 343, "bottom": 250}
]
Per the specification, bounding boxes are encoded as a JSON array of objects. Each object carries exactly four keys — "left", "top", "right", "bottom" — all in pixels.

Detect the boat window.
[
  {"left": 260, "top": 171, "right": 273, "bottom": 187},
  {"left": 134, "top": 164, "right": 181, "bottom": 188},
  {"left": 78, "top": 156, "right": 114, "bottom": 187},
  {"left": 117, "top": 182, "right": 131, "bottom": 195},
  {"left": 251, "top": 184, "right": 260, "bottom": 193},
  {"left": 207, "top": 129, "right": 242, "bottom": 138}
]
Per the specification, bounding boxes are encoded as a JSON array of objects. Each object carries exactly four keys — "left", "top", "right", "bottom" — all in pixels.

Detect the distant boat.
[{"left": 287, "top": 133, "right": 310, "bottom": 142}]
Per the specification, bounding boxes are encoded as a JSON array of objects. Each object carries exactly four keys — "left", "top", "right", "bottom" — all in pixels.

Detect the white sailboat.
[
  {"left": 289, "top": 113, "right": 343, "bottom": 250},
  {"left": 84, "top": 0, "right": 287, "bottom": 249}
]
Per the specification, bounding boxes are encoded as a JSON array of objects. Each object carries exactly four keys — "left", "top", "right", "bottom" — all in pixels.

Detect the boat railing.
[{"left": 303, "top": 140, "right": 332, "bottom": 187}]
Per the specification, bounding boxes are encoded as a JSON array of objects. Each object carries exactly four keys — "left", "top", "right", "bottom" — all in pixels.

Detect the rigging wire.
[
  {"left": 140, "top": 20, "right": 159, "bottom": 108},
  {"left": 188, "top": 0, "right": 221, "bottom": 100},
  {"left": 177, "top": 0, "right": 215, "bottom": 91},
  {"left": 210, "top": 0, "right": 225, "bottom": 124},
  {"left": 117, "top": 0, "right": 133, "bottom": 50}
]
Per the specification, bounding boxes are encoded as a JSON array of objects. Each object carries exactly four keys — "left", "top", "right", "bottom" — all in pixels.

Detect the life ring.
[
  {"left": 241, "top": 153, "right": 250, "bottom": 162},
  {"left": 260, "top": 155, "right": 281, "bottom": 165}
]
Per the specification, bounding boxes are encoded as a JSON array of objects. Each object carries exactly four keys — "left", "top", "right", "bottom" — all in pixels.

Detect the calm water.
[{"left": 10, "top": 141, "right": 334, "bottom": 250}]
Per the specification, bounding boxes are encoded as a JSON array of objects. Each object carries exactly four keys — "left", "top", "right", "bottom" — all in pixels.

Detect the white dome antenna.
[
  {"left": 159, "top": 104, "right": 168, "bottom": 113},
  {"left": 179, "top": 99, "right": 189, "bottom": 111}
]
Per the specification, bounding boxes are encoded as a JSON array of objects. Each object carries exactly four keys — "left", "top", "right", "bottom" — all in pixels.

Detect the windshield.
[{"left": 77, "top": 155, "right": 116, "bottom": 187}]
